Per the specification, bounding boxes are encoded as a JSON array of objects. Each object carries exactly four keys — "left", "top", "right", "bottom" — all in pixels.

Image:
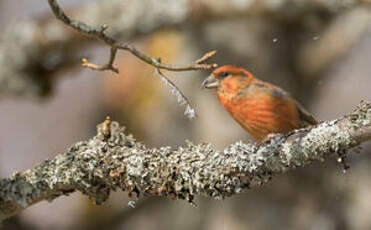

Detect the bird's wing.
[
  {"left": 264, "top": 83, "right": 318, "bottom": 126},
  {"left": 295, "top": 101, "right": 318, "bottom": 126},
  {"left": 247, "top": 81, "right": 318, "bottom": 127},
  {"left": 233, "top": 82, "right": 301, "bottom": 135}
]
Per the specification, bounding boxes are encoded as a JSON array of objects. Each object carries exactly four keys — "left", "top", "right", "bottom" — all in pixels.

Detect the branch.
[
  {"left": 47, "top": 0, "right": 218, "bottom": 73},
  {"left": 47, "top": 0, "right": 216, "bottom": 119},
  {"left": 0, "top": 101, "right": 370, "bottom": 221}
]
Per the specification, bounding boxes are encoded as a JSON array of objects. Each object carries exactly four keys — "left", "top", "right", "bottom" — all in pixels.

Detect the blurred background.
[{"left": 1, "top": 0, "right": 371, "bottom": 229}]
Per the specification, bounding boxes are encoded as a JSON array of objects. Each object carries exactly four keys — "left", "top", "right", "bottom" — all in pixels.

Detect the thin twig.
[
  {"left": 47, "top": 0, "right": 218, "bottom": 73},
  {"left": 195, "top": 50, "right": 217, "bottom": 64},
  {"left": 82, "top": 47, "right": 119, "bottom": 73},
  {"left": 154, "top": 61, "right": 196, "bottom": 119}
]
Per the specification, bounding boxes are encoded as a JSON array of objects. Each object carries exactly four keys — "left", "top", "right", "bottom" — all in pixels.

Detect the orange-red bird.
[{"left": 201, "top": 65, "right": 317, "bottom": 141}]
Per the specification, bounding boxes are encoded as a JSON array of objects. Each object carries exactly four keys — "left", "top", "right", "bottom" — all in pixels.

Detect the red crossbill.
[{"left": 201, "top": 65, "right": 318, "bottom": 141}]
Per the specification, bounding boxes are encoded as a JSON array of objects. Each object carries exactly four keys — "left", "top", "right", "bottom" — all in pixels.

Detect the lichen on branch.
[{"left": 0, "top": 101, "right": 370, "bottom": 221}]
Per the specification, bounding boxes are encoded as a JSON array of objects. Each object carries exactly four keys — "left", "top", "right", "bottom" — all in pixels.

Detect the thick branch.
[{"left": 0, "top": 101, "right": 370, "bottom": 221}]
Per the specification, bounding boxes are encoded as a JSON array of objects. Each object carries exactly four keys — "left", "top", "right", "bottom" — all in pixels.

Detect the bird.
[{"left": 201, "top": 65, "right": 318, "bottom": 141}]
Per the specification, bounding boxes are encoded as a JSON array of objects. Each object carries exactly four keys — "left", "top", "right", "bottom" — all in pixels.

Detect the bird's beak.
[{"left": 201, "top": 75, "right": 219, "bottom": 89}]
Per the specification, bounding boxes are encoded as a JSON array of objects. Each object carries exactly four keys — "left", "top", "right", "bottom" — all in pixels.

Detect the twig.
[
  {"left": 0, "top": 101, "right": 370, "bottom": 221},
  {"left": 154, "top": 59, "right": 196, "bottom": 119},
  {"left": 47, "top": 0, "right": 217, "bottom": 119},
  {"left": 195, "top": 50, "right": 217, "bottom": 64},
  {"left": 82, "top": 47, "right": 119, "bottom": 73},
  {"left": 47, "top": 0, "right": 218, "bottom": 73}
]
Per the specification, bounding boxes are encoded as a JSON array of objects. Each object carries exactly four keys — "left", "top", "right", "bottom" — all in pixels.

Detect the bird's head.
[{"left": 201, "top": 65, "right": 254, "bottom": 91}]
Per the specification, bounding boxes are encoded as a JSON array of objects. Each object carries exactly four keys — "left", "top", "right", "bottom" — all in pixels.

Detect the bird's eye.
[{"left": 217, "top": 72, "right": 229, "bottom": 79}]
